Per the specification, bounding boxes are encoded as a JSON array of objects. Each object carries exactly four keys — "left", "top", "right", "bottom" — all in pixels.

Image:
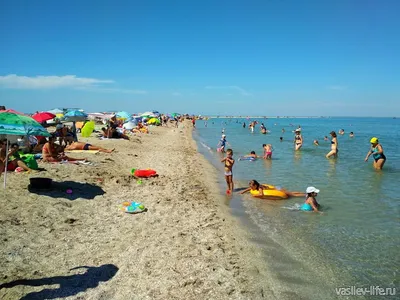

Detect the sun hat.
[
  {"left": 370, "top": 137, "right": 378, "bottom": 144},
  {"left": 222, "top": 134, "right": 226, "bottom": 137},
  {"left": 306, "top": 187, "right": 320, "bottom": 194}
]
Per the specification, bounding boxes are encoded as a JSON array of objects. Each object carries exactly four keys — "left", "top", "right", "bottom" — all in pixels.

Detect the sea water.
[{"left": 194, "top": 117, "right": 399, "bottom": 300}]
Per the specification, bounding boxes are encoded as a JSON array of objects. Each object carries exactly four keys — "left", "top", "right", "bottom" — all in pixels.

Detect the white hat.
[
  {"left": 306, "top": 187, "right": 320, "bottom": 194},
  {"left": 222, "top": 134, "right": 226, "bottom": 137},
  {"left": 56, "top": 124, "right": 63, "bottom": 129}
]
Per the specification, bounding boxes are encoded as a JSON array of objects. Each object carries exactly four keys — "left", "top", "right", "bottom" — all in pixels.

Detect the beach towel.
[{"left": 64, "top": 150, "right": 99, "bottom": 153}]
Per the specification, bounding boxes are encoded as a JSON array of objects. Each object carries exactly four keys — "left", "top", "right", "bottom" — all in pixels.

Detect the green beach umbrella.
[
  {"left": 0, "top": 112, "right": 51, "bottom": 136},
  {"left": 0, "top": 112, "right": 50, "bottom": 189}
]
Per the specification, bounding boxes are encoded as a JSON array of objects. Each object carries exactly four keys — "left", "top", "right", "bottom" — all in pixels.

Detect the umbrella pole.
[
  {"left": 73, "top": 121, "right": 78, "bottom": 142},
  {"left": 4, "top": 140, "right": 9, "bottom": 189}
]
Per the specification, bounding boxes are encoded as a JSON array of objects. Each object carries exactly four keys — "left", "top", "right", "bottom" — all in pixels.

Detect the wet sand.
[{"left": 0, "top": 123, "right": 271, "bottom": 299}]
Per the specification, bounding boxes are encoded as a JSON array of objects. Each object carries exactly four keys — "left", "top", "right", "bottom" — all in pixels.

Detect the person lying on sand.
[
  {"left": 101, "top": 127, "right": 130, "bottom": 140},
  {"left": 42, "top": 136, "right": 86, "bottom": 162},
  {"left": 0, "top": 141, "right": 34, "bottom": 173},
  {"left": 65, "top": 142, "right": 114, "bottom": 153},
  {"left": 240, "top": 180, "right": 305, "bottom": 198}
]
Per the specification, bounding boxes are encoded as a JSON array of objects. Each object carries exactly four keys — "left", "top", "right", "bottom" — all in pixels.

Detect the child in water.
[
  {"left": 221, "top": 149, "right": 235, "bottom": 193},
  {"left": 217, "top": 134, "right": 227, "bottom": 153},
  {"left": 300, "top": 187, "right": 321, "bottom": 213},
  {"left": 262, "top": 144, "right": 273, "bottom": 159}
]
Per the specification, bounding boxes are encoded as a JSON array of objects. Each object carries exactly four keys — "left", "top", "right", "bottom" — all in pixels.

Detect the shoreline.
[{"left": 0, "top": 122, "right": 270, "bottom": 299}]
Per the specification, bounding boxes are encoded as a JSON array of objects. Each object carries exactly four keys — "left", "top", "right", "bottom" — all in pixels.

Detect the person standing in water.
[
  {"left": 262, "top": 144, "right": 273, "bottom": 159},
  {"left": 326, "top": 131, "right": 338, "bottom": 158},
  {"left": 243, "top": 122, "right": 246, "bottom": 128},
  {"left": 221, "top": 149, "right": 235, "bottom": 194},
  {"left": 217, "top": 134, "right": 228, "bottom": 153},
  {"left": 365, "top": 137, "right": 386, "bottom": 170},
  {"left": 293, "top": 129, "right": 303, "bottom": 150}
]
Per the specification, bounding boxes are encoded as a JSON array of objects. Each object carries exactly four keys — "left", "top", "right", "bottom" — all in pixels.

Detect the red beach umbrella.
[
  {"left": 32, "top": 112, "right": 56, "bottom": 123},
  {"left": 0, "top": 109, "right": 25, "bottom": 115}
]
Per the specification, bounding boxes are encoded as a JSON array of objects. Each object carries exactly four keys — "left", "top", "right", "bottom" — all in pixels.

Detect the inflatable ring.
[{"left": 250, "top": 185, "right": 288, "bottom": 199}]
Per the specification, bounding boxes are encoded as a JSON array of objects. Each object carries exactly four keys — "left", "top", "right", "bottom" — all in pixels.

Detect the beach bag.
[{"left": 20, "top": 154, "right": 38, "bottom": 170}]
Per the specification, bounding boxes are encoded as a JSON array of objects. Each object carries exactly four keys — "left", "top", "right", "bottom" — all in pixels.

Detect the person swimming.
[
  {"left": 300, "top": 187, "right": 321, "bottom": 212},
  {"left": 365, "top": 137, "right": 386, "bottom": 170},
  {"left": 280, "top": 137, "right": 283, "bottom": 142},
  {"left": 349, "top": 132, "right": 354, "bottom": 138},
  {"left": 313, "top": 140, "right": 319, "bottom": 146},
  {"left": 240, "top": 180, "right": 305, "bottom": 198}
]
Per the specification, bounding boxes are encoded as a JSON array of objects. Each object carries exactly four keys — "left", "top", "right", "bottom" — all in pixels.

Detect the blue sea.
[{"left": 194, "top": 117, "right": 399, "bottom": 299}]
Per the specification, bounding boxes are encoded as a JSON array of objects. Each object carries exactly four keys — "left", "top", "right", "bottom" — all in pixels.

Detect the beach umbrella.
[
  {"left": 0, "top": 109, "right": 25, "bottom": 115},
  {"left": 123, "top": 121, "right": 137, "bottom": 130},
  {"left": 32, "top": 112, "right": 56, "bottom": 123},
  {"left": 116, "top": 111, "right": 130, "bottom": 119},
  {"left": 147, "top": 117, "right": 161, "bottom": 125},
  {"left": 81, "top": 121, "right": 95, "bottom": 137},
  {"left": 47, "top": 108, "right": 64, "bottom": 114},
  {"left": 0, "top": 112, "right": 50, "bottom": 188},
  {"left": 0, "top": 112, "right": 51, "bottom": 136},
  {"left": 61, "top": 110, "right": 88, "bottom": 122},
  {"left": 140, "top": 112, "right": 156, "bottom": 118}
]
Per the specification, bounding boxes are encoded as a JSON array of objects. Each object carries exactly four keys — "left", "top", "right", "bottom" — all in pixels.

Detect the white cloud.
[
  {"left": 79, "top": 87, "right": 147, "bottom": 94},
  {"left": 0, "top": 74, "right": 114, "bottom": 89},
  {"left": 327, "top": 85, "right": 347, "bottom": 90},
  {"left": 205, "top": 85, "right": 252, "bottom": 96},
  {"left": 172, "top": 92, "right": 181, "bottom": 96}
]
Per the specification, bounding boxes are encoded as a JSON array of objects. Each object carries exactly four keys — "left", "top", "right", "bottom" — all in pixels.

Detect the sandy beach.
[{"left": 0, "top": 122, "right": 271, "bottom": 300}]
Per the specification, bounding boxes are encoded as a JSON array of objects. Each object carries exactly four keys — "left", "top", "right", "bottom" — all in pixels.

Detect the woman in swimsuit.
[
  {"left": 300, "top": 187, "right": 321, "bottom": 212},
  {"left": 293, "top": 129, "right": 303, "bottom": 150},
  {"left": 365, "top": 137, "right": 386, "bottom": 170},
  {"left": 0, "top": 141, "right": 33, "bottom": 173},
  {"left": 65, "top": 142, "right": 115, "bottom": 153},
  {"left": 42, "top": 136, "right": 84, "bottom": 162},
  {"left": 326, "top": 131, "right": 338, "bottom": 158}
]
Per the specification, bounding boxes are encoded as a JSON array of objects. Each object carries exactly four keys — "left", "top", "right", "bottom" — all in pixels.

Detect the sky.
[{"left": 0, "top": 0, "right": 399, "bottom": 116}]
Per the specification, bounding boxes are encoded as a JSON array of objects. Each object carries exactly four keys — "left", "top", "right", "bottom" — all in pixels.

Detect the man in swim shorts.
[
  {"left": 65, "top": 142, "right": 114, "bottom": 153},
  {"left": 221, "top": 149, "right": 235, "bottom": 193}
]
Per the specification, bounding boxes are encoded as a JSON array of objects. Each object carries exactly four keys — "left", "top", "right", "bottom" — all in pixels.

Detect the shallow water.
[{"left": 194, "top": 117, "right": 399, "bottom": 299}]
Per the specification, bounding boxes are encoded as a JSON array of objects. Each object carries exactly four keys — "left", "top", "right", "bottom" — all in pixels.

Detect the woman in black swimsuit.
[
  {"left": 326, "top": 131, "right": 338, "bottom": 158},
  {"left": 294, "top": 129, "right": 303, "bottom": 150}
]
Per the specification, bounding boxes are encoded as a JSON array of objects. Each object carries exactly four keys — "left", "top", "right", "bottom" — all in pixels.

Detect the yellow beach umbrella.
[{"left": 81, "top": 121, "right": 95, "bottom": 137}]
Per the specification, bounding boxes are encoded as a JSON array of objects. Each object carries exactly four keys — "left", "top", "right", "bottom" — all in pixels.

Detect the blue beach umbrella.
[
  {"left": 61, "top": 110, "right": 88, "bottom": 122},
  {"left": 116, "top": 111, "right": 131, "bottom": 119}
]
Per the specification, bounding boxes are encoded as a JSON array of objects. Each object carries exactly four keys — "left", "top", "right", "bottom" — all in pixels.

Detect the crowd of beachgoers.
[
  {"left": 213, "top": 119, "right": 387, "bottom": 213},
  {"left": 0, "top": 106, "right": 198, "bottom": 177}
]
